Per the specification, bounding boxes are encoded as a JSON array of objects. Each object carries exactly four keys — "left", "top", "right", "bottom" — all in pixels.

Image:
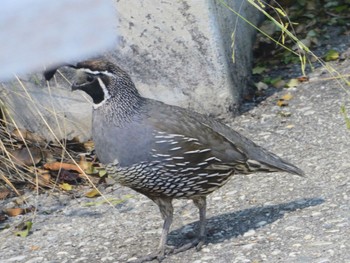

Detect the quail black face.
[
  {"left": 71, "top": 69, "right": 110, "bottom": 106},
  {"left": 71, "top": 60, "right": 142, "bottom": 111}
]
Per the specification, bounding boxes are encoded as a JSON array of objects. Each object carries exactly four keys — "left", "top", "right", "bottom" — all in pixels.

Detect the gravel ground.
[{"left": 1, "top": 59, "right": 350, "bottom": 263}]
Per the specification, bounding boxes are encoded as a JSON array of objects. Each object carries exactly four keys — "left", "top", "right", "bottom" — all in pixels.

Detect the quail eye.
[{"left": 86, "top": 75, "right": 95, "bottom": 82}]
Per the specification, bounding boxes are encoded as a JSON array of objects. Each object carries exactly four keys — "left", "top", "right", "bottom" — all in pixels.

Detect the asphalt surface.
[{"left": 1, "top": 59, "right": 350, "bottom": 263}]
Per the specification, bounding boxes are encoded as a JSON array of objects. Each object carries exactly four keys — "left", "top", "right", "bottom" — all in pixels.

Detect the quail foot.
[{"left": 45, "top": 59, "right": 304, "bottom": 262}]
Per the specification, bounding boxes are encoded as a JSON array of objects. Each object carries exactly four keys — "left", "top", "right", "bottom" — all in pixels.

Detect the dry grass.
[{"left": 0, "top": 72, "right": 102, "bottom": 201}]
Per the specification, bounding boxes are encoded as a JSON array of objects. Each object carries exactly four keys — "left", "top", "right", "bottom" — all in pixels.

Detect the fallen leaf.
[
  {"left": 272, "top": 79, "right": 286, "bottom": 89},
  {"left": 85, "top": 164, "right": 98, "bottom": 175},
  {"left": 281, "top": 93, "right": 293, "bottom": 101},
  {"left": 99, "top": 169, "right": 107, "bottom": 177},
  {"left": 12, "top": 129, "right": 45, "bottom": 143},
  {"left": 78, "top": 155, "right": 90, "bottom": 171},
  {"left": 30, "top": 245, "right": 40, "bottom": 251},
  {"left": 286, "top": 78, "right": 299, "bottom": 88},
  {"left": 340, "top": 105, "right": 350, "bottom": 130},
  {"left": 59, "top": 169, "right": 80, "bottom": 183},
  {"left": 278, "top": 111, "right": 292, "bottom": 117},
  {"left": 85, "top": 189, "right": 101, "bottom": 198},
  {"left": 84, "top": 140, "right": 95, "bottom": 152},
  {"left": 44, "top": 162, "right": 83, "bottom": 173},
  {"left": 11, "top": 147, "right": 42, "bottom": 166},
  {"left": 0, "top": 188, "right": 10, "bottom": 200},
  {"left": 252, "top": 66, "right": 266, "bottom": 74},
  {"left": 277, "top": 100, "right": 289, "bottom": 107},
  {"left": 15, "top": 221, "right": 32, "bottom": 237},
  {"left": 39, "top": 174, "right": 51, "bottom": 186},
  {"left": 277, "top": 93, "right": 293, "bottom": 107},
  {"left": 297, "top": 76, "right": 309, "bottom": 82},
  {"left": 0, "top": 213, "right": 6, "bottom": 223},
  {"left": 59, "top": 183, "right": 72, "bottom": 191},
  {"left": 324, "top": 49, "right": 339, "bottom": 61},
  {"left": 3, "top": 208, "right": 23, "bottom": 217},
  {"left": 255, "top": 81, "right": 268, "bottom": 91}
]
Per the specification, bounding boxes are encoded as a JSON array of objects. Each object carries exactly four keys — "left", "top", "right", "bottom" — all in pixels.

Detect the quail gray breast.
[{"left": 47, "top": 59, "right": 304, "bottom": 261}]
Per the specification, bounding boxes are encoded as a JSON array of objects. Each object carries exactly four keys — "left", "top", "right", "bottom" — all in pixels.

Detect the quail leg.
[
  {"left": 130, "top": 197, "right": 174, "bottom": 263},
  {"left": 172, "top": 196, "right": 207, "bottom": 254},
  {"left": 156, "top": 198, "right": 174, "bottom": 257},
  {"left": 192, "top": 196, "right": 207, "bottom": 250}
]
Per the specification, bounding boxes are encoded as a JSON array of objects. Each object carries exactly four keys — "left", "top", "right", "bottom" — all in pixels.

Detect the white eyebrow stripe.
[
  {"left": 92, "top": 77, "right": 111, "bottom": 109},
  {"left": 81, "top": 68, "right": 115, "bottom": 77}
]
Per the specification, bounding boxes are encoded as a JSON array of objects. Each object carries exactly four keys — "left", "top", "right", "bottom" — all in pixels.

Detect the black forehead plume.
[
  {"left": 43, "top": 63, "right": 76, "bottom": 81},
  {"left": 75, "top": 60, "right": 116, "bottom": 73},
  {"left": 43, "top": 60, "right": 120, "bottom": 81}
]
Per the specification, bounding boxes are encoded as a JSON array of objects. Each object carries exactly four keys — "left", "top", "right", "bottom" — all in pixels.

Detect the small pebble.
[
  {"left": 24, "top": 257, "right": 44, "bottom": 263},
  {"left": 243, "top": 229, "right": 256, "bottom": 237},
  {"left": 202, "top": 247, "right": 210, "bottom": 253},
  {"left": 241, "top": 243, "right": 255, "bottom": 250},
  {"left": 304, "top": 234, "right": 313, "bottom": 240},
  {"left": 255, "top": 221, "right": 267, "bottom": 227},
  {"left": 101, "top": 256, "right": 114, "bottom": 262},
  {"left": 3, "top": 256, "right": 27, "bottom": 262},
  {"left": 271, "top": 249, "right": 281, "bottom": 255}
]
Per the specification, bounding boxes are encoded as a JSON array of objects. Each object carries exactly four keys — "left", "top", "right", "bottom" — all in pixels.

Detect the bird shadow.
[{"left": 167, "top": 197, "right": 324, "bottom": 246}]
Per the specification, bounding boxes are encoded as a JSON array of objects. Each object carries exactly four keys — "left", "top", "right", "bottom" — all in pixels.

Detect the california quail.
[{"left": 45, "top": 59, "right": 304, "bottom": 261}]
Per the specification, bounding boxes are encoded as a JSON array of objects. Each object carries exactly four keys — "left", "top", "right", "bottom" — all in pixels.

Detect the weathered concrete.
[
  {"left": 110, "top": 0, "right": 260, "bottom": 114},
  {"left": 1, "top": 0, "right": 260, "bottom": 141}
]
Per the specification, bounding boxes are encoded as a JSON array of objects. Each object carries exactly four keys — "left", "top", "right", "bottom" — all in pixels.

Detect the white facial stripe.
[
  {"left": 81, "top": 68, "right": 115, "bottom": 77},
  {"left": 93, "top": 77, "right": 111, "bottom": 109}
]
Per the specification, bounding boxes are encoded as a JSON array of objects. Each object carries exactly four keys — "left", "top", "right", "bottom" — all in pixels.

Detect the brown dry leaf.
[
  {"left": 59, "top": 183, "right": 72, "bottom": 191},
  {"left": 78, "top": 155, "right": 90, "bottom": 171},
  {"left": 281, "top": 93, "right": 293, "bottom": 101},
  {"left": 84, "top": 140, "right": 95, "bottom": 152},
  {"left": 44, "top": 162, "right": 83, "bottom": 173},
  {"left": 0, "top": 188, "right": 11, "bottom": 200},
  {"left": 0, "top": 212, "right": 6, "bottom": 223},
  {"left": 28, "top": 167, "right": 52, "bottom": 187},
  {"left": 30, "top": 245, "right": 40, "bottom": 251},
  {"left": 3, "top": 208, "right": 23, "bottom": 217},
  {"left": 12, "top": 129, "right": 45, "bottom": 142},
  {"left": 277, "top": 100, "right": 289, "bottom": 107},
  {"left": 85, "top": 189, "right": 101, "bottom": 198},
  {"left": 37, "top": 173, "right": 51, "bottom": 187},
  {"left": 11, "top": 147, "right": 42, "bottom": 166},
  {"left": 79, "top": 156, "right": 98, "bottom": 175},
  {"left": 277, "top": 93, "right": 293, "bottom": 107},
  {"left": 297, "top": 76, "right": 309, "bottom": 82},
  {"left": 58, "top": 170, "right": 80, "bottom": 183}
]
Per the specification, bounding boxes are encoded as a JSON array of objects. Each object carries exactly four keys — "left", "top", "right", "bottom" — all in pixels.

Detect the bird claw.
[
  {"left": 127, "top": 253, "right": 163, "bottom": 263},
  {"left": 172, "top": 237, "right": 206, "bottom": 254},
  {"left": 127, "top": 246, "right": 174, "bottom": 263},
  {"left": 128, "top": 240, "right": 206, "bottom": 262}
]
